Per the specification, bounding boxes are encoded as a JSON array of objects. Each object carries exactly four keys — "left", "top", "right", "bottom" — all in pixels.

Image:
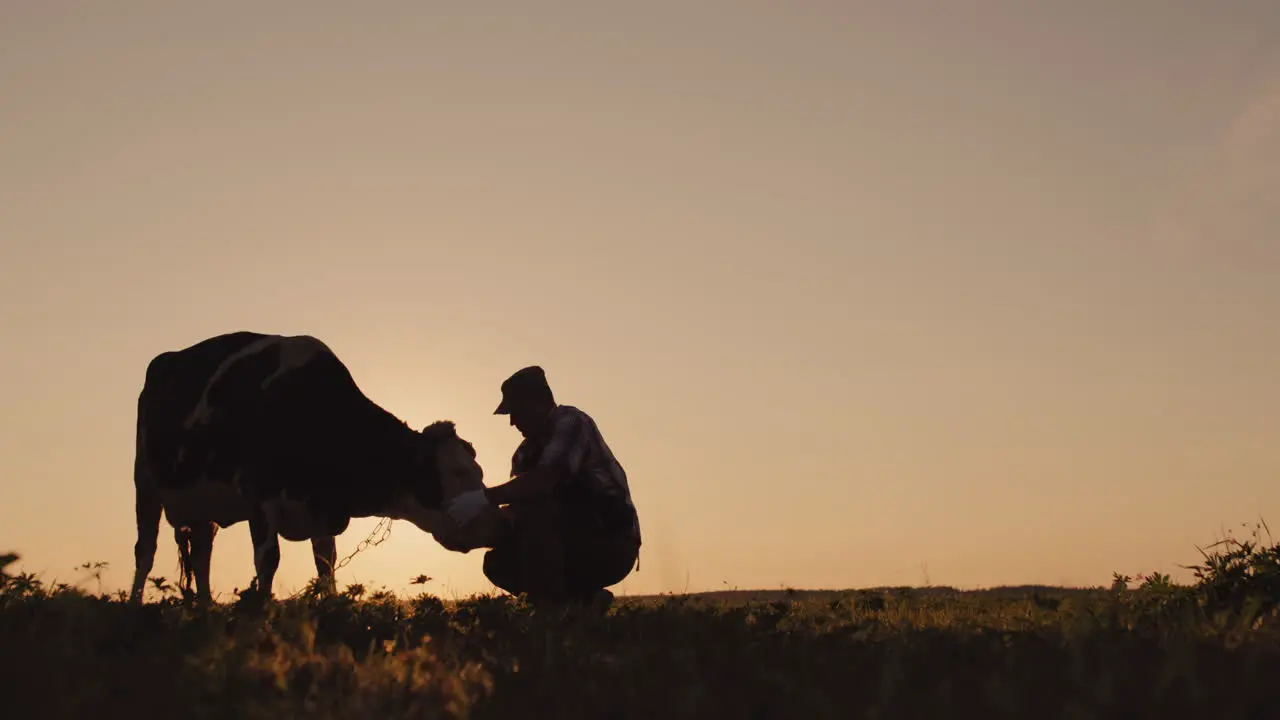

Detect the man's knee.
[{"left": 482, "top": 546, "right": 521, "bottom": 595}]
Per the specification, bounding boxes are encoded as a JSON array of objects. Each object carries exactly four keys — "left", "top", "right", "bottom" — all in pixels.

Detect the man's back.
[{"left": 511, "top": 404, "right": 640, "bottom": 542}]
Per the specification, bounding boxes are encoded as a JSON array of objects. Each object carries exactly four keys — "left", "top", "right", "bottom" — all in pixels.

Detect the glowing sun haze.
[{"left": 2, "top": 0, "right": 1278, "bottom": 599}]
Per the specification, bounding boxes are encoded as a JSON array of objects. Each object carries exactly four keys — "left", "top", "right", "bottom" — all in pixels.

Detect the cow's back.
[
  {"left": 137, "top": 330, "right": 412, "bottom": 537},
  {"left": 140, "top": 330, "right": 388, "bottom": 487}
]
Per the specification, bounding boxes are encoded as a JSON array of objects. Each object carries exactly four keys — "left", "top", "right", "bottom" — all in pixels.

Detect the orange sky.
[{"left": 2, "top": 1, "right": 1278, "bottom": 600}]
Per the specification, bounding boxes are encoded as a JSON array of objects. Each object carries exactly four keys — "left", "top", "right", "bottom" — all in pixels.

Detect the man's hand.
[
  {"left": 484, "top": 468, "right": 561, "bottom": 506},
  {"left": 446, "top": 489, "right": 491, "bottom": 526}
]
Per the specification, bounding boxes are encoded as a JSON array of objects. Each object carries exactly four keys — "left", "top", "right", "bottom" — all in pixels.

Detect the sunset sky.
[{"left": 2, "top": 1, "right": 1277, "bottom": 601}]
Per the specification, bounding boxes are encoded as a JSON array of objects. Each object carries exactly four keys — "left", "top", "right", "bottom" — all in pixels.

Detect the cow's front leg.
[
  {"left": 248, "top": 509, "right": 280, "bottom": 599},
  {"left": 311, "top": 535, "right": 338, "bottom": 595}
]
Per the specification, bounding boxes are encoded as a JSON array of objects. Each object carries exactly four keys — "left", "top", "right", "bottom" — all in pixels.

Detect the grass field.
[{"left": 2, "top": 525, "right": 1278, "bottom": 719}]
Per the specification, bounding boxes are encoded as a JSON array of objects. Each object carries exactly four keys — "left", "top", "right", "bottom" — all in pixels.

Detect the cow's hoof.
[{"left": 232, "top": 585, "right": 271, "bottom": 614}]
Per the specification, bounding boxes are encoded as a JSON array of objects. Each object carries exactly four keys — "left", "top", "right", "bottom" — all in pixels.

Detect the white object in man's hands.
[{"left": 446, "top": 489, "right": 490, "bottom": 526}]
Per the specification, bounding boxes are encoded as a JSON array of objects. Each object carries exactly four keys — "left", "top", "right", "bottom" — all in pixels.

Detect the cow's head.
[{"left": 396, "top": 420, "right": 503, "bottom": 551}]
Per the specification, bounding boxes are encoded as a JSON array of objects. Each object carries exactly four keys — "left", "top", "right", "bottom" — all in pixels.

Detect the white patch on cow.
[
  {"left": 260, "top": 335, "right": 333, "bottom": 389},
  {"left": 182, "top": 334, "right": 332, "bottom": 430},
  {"left": 388, "top": 493, "right": 449, "bottom": 535},
  {"left": 159, "top": 478, "right": 252, "bottom": 529},
  {"left": 434, "top": 436, "right": 485, "bottom": 498},
  {"left": 389, "top": 490, "right": 501, "bottom": 551},
  {"left": 382, "top": 431, "right": 502, "bottom": 550}
]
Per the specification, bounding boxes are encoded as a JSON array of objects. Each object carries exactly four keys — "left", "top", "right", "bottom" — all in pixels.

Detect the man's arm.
[
  {"left": 483, "top": 411, "right": 583, "bottom": 506},
  {"left": 483, "top": 466, "right": 562, "bottom": 506}
]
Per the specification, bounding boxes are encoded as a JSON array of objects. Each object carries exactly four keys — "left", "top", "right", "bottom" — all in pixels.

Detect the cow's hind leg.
[
  {"left": 248, "top": 509, "right": 281, "bottom": 599},
  {"left": 130, "top": 481, "right": 162, "bottom": 604},
  {"left": 311, "top": 536, "right": 337, "bottom": 595}
]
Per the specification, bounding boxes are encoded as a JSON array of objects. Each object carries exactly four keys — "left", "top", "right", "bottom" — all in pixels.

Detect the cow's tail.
[{"left": 175, "top": 526, "right": 195, "bottom": 598}]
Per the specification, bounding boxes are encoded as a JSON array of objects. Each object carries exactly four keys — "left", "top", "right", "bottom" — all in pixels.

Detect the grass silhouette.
[{"left": 1, "top": 522, "right": 1278, "bottom": 718}]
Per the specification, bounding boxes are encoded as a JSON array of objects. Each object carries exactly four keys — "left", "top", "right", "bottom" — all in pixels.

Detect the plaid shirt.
[{"left": 510, "top": 405, "right": 641, "bottom": 542}]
